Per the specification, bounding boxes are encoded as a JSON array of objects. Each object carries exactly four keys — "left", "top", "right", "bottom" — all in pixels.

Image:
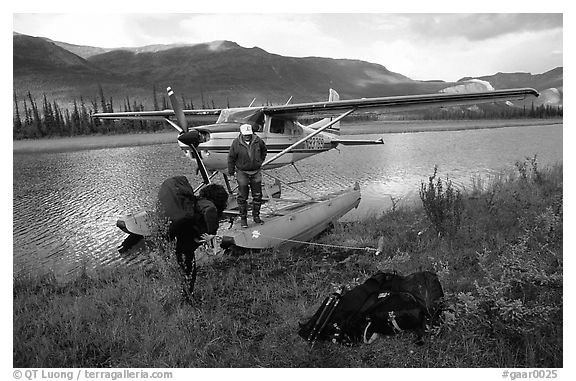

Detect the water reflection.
[{"left": 13, "top": 123, "right": 562, "bottom": 279}]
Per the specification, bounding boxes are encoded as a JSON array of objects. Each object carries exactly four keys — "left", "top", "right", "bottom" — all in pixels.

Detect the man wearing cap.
[{"left": 227, "top": 124, "right": 268, "bottom": 227}]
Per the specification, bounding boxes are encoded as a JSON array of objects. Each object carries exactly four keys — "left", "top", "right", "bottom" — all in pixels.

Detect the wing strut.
[{"left": 263, "top": 108, "right": 356, "bottom": 167}]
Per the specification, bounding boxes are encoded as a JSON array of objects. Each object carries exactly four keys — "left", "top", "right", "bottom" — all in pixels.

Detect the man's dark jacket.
[{"left": 227, "top": 134, "right": 267, "bottom": 176}]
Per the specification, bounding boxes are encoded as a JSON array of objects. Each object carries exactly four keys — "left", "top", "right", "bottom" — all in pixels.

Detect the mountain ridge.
[{"left": 13, "top": 33, "right": 562, "bottom": 109}]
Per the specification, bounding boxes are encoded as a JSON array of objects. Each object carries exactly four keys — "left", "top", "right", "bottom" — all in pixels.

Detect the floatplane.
[{"left": 94, "top": 86, "right": 538, "bottom": 258}]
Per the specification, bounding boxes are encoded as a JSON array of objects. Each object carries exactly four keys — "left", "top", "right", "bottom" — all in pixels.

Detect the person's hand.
[
  {"left": 200, "top": 233, "right": 215, "bottom": 241},
  {"left": 200, "top": 233, "right": 216, "bottom": 247}
]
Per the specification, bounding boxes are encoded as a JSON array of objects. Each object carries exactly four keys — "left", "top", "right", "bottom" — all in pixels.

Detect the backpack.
[
  {"left": 157, "top": 176, "right": 199, "bottom": 237},
  {"left": 298, "top": 271, "right": 444, "bottom": 346}
]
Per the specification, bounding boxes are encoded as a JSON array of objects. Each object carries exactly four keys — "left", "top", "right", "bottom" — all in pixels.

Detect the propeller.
[
  {"left": 167, "top": 86, "right": 187, "bottom": 133},
  {"left": 167, "top": 86, "right": 211, "bottom": 185},
  {"left": 188, "top": 144, "right": 211, "bottom": 185},
  {"left": 167, "top": 86, "right": 201, "bottom": 147}
]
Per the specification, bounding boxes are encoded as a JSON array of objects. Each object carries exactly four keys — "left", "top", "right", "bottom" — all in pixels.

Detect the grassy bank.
[
  {"left": 12, "top": 119, "right": 561, "bottom": 154},
  {"left": 13, "top": 159, "right": 562, "bottom": 368}
]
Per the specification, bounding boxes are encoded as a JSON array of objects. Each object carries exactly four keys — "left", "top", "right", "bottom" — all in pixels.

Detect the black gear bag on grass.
[{"left": 298, "top": 271, "right": 444, "bottom": 346}]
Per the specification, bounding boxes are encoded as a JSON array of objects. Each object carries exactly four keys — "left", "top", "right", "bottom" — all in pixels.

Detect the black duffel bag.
[{"left": 298, "top": 270, "right": 444, "bottom": 346}]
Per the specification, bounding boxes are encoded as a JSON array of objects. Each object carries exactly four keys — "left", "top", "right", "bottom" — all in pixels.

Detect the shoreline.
[
  {"left": 12, "top": 131, "right": 176, "bottom": 154},
  {"left": 339, "top": 118, "right": 561, "bottom": 134},
  {"left": 13, "top": 118, "right": 562, "bottom": 154}
]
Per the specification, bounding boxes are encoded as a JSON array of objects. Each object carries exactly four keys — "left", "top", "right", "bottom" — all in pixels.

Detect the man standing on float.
[{"left": 227, "top": 124, "right": 268, "bottom": 228}]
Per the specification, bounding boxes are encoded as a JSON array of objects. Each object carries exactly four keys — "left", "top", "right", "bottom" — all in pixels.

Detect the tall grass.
[{"left": 13, "top": 160, "right": 562, "bottom": 368}]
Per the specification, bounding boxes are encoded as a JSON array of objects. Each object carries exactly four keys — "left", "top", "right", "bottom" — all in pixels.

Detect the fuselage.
[{"left": 179, "top": 108, "right": 338, "bottom": 172}]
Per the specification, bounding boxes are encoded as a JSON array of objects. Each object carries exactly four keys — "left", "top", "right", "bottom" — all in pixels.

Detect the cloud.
[
  {"left": 177, "top": 14, "right": 342, "bottom": 57},
  {"left": 405, "top": 13, "right": 562, "bottom": 42},
  {"left": 13, "top": 14, "right": 144, "bottom": 47},
  {"left": 363, "top": 24, "right": 562, "bottom": 81}
]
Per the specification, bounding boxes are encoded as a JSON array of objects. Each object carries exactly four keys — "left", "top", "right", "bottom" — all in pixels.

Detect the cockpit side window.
[
  {"left": 270, "top": 118, "right": 285, "bottom": 134},
  {"left": 270, "top": 118, "right": 297, "bottom": 134}
]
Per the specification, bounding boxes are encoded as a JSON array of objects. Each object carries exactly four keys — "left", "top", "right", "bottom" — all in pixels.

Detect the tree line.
[
  {"left": 13, "top": 86, "right": 169, "bottom": 140},
  {"left": 411, "top": 102, "right": 563, "bottom": 120},
  {"left": 13, "top": 86, "right": 563, "bottom": 140}
]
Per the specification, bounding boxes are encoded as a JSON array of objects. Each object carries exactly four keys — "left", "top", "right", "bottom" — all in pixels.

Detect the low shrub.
[{"left": 420, "top": 166, "right": 464, "bottom": 239}]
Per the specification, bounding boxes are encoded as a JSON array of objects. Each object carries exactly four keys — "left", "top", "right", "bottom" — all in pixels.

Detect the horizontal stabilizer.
[{"left": 332, "top": 138, "right": 384, "bottom": 146}]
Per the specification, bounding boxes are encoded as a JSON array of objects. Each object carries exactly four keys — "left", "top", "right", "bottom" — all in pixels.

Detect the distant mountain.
[
  {"left": 459, "top": 67, "right": 563, "bottom": 92},
  {"left": 14, "top": 31, "right": 194, "bottom": 59},
  {"left": 13, "top": 32, "right": 562, "bottom": 109},
  {"left": 85, "top": 40, "right": 452, "bottom": 104},
  {"left": 14, "top": 34, "right": 101, "bottom": 75},
  {"left": 13, "top": 34, "right": 155, "bottom": 105},
  {"left": 46, "top": 38, "right": 194, "bottom": 59},
  {"left": 43, "top": 39, "right": 110, "bottom": 59},
  {"left": 459, "top": 68, "right": 563, "bottom": 107}
]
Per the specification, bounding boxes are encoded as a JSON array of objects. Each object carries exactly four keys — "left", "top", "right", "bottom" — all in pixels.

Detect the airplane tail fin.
[
  {"left": 309, "top": 89, "right": 341, "bottom": 131},
  {"left": 328, "top": 88, "right": 340, "bottom": 102},
  {"left": 326, "top": 89, "right": 340, "bottom": 131}
]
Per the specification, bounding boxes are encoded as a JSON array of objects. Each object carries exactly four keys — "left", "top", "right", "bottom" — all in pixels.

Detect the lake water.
[{"left": 13, "top": 122, "right": 563, "bottom": 279}]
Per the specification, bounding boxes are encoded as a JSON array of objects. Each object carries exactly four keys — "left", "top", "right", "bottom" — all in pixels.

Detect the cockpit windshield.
[{"left": 216, "top": 108, "right": 265, "bottom": 131}]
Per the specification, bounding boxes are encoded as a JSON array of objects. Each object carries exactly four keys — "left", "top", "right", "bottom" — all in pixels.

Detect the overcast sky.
[{"left": 12, "top": 6, "right": 564, "bottom": 82}]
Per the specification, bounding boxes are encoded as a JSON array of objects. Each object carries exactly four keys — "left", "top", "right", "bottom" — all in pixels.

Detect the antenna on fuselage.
[
  {"left": 285, "top": 96, "right": 293, "bottom": 105},
  {"left": 249, "top": 98, "right": 256, "bottom": 107}
]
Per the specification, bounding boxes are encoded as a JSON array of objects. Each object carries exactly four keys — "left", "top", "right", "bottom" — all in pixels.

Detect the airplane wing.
[
  {"left": 261, "top": 88, "right": 539, "bottom": 118},
  {"left": 92, "top": 88, "right": 539, "bottom": 123},
  {"left": 92, "top": 108, "right": 221, "bottom": 122}
]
